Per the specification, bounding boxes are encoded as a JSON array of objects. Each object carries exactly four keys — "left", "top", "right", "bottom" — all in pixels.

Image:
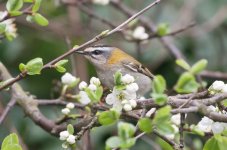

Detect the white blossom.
[
  {"left": 66, "top": 103, "right": 75, "bottom": 109},
  {"left": 61, "top": 108, "right": 70, "bottom": 115},
  {"left": 0, "top": 11, "right": 7, "bottom": 20},
  {"left": 123, "top": 104, "right": 132, "bottom": 111},
  {"left": 211, "top": 122, "right": 224, "bottom": 134},
  {"left": 222, "top": 84, "right": 227, "bottom": 93},
  {"left": 211, "top": 80, "right": 225, "bottom": 91},
  {"left": 121, "top": 74, "right": 135, "bottom": 84},
  {"left": 132, "top": 26, "right": 149, "bottom": 40},
  {"left": 126, "top": 83, "right": 139, "bottom": 93},
  {"left": 171, "top": 113, "right": 181, "bottom": 126},
  {"left": 2, "top": 18, "right": 17, "bottom": 39},
  {"left": 90, "top": 77, "right": 101, "bottom": 86},
  {"left": 59, "top": 131, "right": 69, "bottom": 141},
  {"left": 197, "top": 117, "right": 213, "bottom": 132},
  {"left": 88, "top": 84, "right": 97, "bottom": 91},
  {"left": 61, "top": 73, "right": 77, "bottom": 85},
  {"left": 129, "top": 99, "right": 137, "bottom": 108},
  {"left": 62, "top": 143, "right": 68, "bottom": 149},
  {"left": 145, "top": 108, "right": 156, "bottom": 117},
  {"left": 79, "top": 91, "right": 91, "bottom": 105},
  {"left": 92, "top": 0, "right": 109, "bottom": 5},
  {"left": 79, "top": 81, "right": 87, "bottom": 90},
  {"left": 106, "top": 93, "right": 117, "bottom": 105},
  {"left": 121, "top": 100, "right": 128, "bottom": 105},
  {"left": 66, "top": 135, "right": 76, "bottom": 144},
  {"left": 138, "top": 97, "right": 146, "bottom": 101}
]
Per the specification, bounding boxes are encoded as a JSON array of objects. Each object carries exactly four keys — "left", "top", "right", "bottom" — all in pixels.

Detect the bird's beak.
[{"left": 75, "top": 50, "right": 89, "bottom": 55}]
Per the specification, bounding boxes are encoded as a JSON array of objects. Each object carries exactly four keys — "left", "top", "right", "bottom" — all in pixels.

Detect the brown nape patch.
[{"left": 107, "top": 48, "right": 137, "bottom": 65}]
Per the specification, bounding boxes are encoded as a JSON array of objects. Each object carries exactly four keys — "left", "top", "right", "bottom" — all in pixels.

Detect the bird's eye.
[{"left": 92, "top": 50, "right": 102, "bottom": 55}]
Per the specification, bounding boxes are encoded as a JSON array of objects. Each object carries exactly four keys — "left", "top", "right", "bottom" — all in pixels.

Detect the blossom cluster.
[
  {"left": 196, "top": 106, "right": 227, "bottom": 134},
  {"left": 61, "top": 103, "right": 75, "bottom": 115},
  {"left": 132, "top": 26, "right": 149, "bottom": 40},
  {"left": 61, "top": 72, "right": 78, "bottom": 85},
  {"left": 106, "top": 74, "right": 139, "bottom": 111},
  {"left": 59, "top": 130, "right": 76, "bottom": 148},
  {"left": 78, "top": 77, "right": 101, "bottom": 105},
  {"left": 209, "top": 80, "right": 227, "bottom": 94}
]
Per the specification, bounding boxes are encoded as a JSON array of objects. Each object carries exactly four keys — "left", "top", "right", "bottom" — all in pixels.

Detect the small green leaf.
[
  {"left": 153, "top": 106, "right": 171, "bottom": 125},
  {"left": 118, "top": 122, "right": 136, "bottom": 139},
  {"left": 114, "top": 71, "right": 122, "bottom": 86},
  {"left": 1, "top": 133, "right": 19, "bottom": 150},
  {"left": 176, "top": 59, "right": 191, "bottom": 71},
  {"left": 23, "top": 0, "right": 33, "bottom": 2},
  {"left": 138, "top": 118, "right": 153, "bottom": 133},
  {"left": 157, "top": 23, "right": 169, "bottom": 36},
  {"left": 151, "top": 93, "right": 167, "bottom": 105},
  {"left": 67, "top": 124, "right": 74, "bottom": 134},
  {"left": 85, "top": 88, "right": 98, "bottom": 102},
  {"left": 120, "top": 138, "right": 136, "bottom": 148},
  {"left": 95, "top": 86, "right": 103, "bottom": 101},
  {"left": 157, "top": 122, "right": 174, "bottom": 135},
  {"left": 98, "top": 110, "right": 120, "bottom": 125},
  {"left": 55, "top": 59, "right": 68, "bottom": 67},
  {"left": 3, "top": 144, "right": 22, "bottom": 150},
  {"left": 190, "top": 59, "right": 208, "bottom": 74},
  {"left": 9, "top": 11, "right": 22, "bottom": 16},
  {"left": 106, "top": 136, "right": 121, "bottom": 149},
  {"left": 33, "top": 13, "right": 49, "bottom": 26},
  {"left": 25, "top": 57, "right": 43, "bottom": 75},
  {"left": 32, "top": 0, "right": 42, "bottom": 12},
  {"left": 152, "top": 75, "right": 166, "bottom": 94},
  {"left": 55, "top": 66, "right": 66, "bottom": 73},
  {"left": 203, "top": 136, "right": 219, "bottom": 150},
  {"left": 174, "top": 72, "right": 199, "bottom": 93},
  {"left": 6, "top": 0, "right": 23, "bottom": 11},
  {"left": 19, "top": 63, "right": 26, "bottom": 72}
]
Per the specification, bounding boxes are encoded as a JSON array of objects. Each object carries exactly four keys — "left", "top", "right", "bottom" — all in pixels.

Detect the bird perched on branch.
[{"left": 75, "top": 45, "right": 154, "bottom": 95}]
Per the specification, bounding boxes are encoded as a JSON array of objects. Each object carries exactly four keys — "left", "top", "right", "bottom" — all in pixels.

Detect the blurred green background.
[{"left": 0, "top": 0, "right": 227, "bottom": 149}]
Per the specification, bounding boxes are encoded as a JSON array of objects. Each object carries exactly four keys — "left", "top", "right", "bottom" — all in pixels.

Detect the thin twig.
[{"left": 0, "top": 97, "right": 17, "bottom": 125}]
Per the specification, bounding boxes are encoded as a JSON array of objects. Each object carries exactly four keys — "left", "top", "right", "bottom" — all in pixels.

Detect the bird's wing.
[{"left": 122, "top": 61, "right": 154, "bottom": 79}]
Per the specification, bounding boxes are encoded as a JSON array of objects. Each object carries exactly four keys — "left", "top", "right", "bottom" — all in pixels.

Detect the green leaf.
[
  {"left": 138, "top": 118, "right": 153, "bottom": 133},
  {"left": 151, "top": 93, "right": 168, "bottom": 105},
  {"left": 55, "top": 59, "right": 68, "bottom": 67},
  {"left": 32, "top": 0, "right": 42, "bottom": 12},
  {"left": 25, "top": 57, "right": 43, "bottom": 75},
  {"left": 157, "top": 23, "right": 169, "bottom": 36},
  {"left": 67, "top": 124, "right": 74, "bottom": 134},
  {"left": 106, "top": 136, "right": 121, "bottom": 149},
  {"left": 33, "top": 13, "right": 49, "bottom": 26},
  {"left": 24, "top": 0, "right": 33, "bottom": 2},
  {"left": 9, "top": 11, "right": 22, "bottom": 16},
  {"left": 176, "top": 59, "right": 191, "bottom": 71},
  {"left": 120, "top": 138, "right": 136, "bottom": 148},
  {"left": 95, "top": 86, "right": 103, "bottom": 101},
  {"left": 190, "top": 59, "right": 208, "bottom": 74},
  {"left": 157, "top": 138, "right": 173, "bottom": 150},
  {"left": 114, "top": 71, "right": 122, "bottom": 86},
  {"left": 6, "top": 0, "right": 23, "bottom": 11},
  {"left": 203, "top": 136, "right": 219, "bottom": 150},
  {"left": 85, "top": 88, "right": 98, "bottom": 102},
  {"left": 19, "top": 63, "right": 26, "bottom": 72},
  {"left": 157, "top": 122, "right": 174, "bottom": 135},
  {"left": 118, "top": 122, "right": 136, "bottom": 139},
  {"left": 115, "top": 85, "right": 126, "bottom": 91},
  {"left": 55, "top": 66, "right": 66, "bottom": 73},
  {"left": 152, "top": 75, "right": 166, "bottom": 94},
  {"left": 153, "top": 106, "right": 171, "bottom": 125},
  {"left": 1, "top": 133, "right": 19, "bottom": 150},
  {"left": 174, "top": 72, "right": 199, "bottom": 93},
  {"left": 98, "top": 110, "right": 120, "bottom": 125},
  {"left": 0, "top": 23, "right": 6, "bottom": 34},
  {"left": 3, "top": 144, "right": 22, "bottom": 150}
]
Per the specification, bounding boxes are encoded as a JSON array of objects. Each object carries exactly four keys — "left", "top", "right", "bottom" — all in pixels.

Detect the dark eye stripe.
[{"left": 91, "top": 50, "right": 102, "bottom": 55}]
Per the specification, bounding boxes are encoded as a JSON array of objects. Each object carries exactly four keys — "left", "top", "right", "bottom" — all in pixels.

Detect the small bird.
[{"left": 75, "top": 45, "right": 154, "bottom": 95}]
